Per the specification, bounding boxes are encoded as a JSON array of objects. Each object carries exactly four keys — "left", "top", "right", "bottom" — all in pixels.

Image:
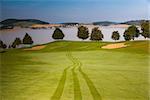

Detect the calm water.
[{"left": 0, "top": 25, "right": 145, "bottom": 46}]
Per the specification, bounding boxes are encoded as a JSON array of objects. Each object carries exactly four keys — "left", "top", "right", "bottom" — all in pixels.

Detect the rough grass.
[{"left": 1, "top": 40, "right": 149, "bottom": 100}]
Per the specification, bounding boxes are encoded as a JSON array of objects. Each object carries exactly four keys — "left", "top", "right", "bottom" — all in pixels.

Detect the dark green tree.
[
  {"left": 123, "top": 25, "right": 140, "bottom": 41},
  {"left": 12, "top": 37, "right": 22, "bottom": 48},
  {"left": 3, "top": 44, "right": 7, "bottom": 49},
  {"left": 0, "top": 40, "right": 3, "bottom": 48},
  {"left": 77, "top": 26, "right": 89, "bottom": 40},
  {"left": 52, "top": 28, "right": 65, "bottom": 40},
  {"left": 141, "top": 21, "right": 150, "bottom": 38},
  {"left": 23, "top": 33, "right": 33, "bottom": 44},
  {"left": 8, "top": 45, "right": 11, "bottom": 48},
  {"left": 90, "top": 27, "right": 104, "bottom": 41},
  {"left": 0, "top": 40, "right": 7, "bottom": 49},
  {"left": 111, "top": 31, "right": 120, "bottom": 41}
]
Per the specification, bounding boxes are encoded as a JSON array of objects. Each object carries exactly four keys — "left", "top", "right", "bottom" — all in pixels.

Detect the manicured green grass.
[{"left": 1, "top": 40, "right": 149, "bottom": 100}]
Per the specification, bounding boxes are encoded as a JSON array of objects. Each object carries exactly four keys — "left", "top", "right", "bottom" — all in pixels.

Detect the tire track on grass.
[
  {"left": 51, "top": 52, "right": 82, "bottom": 100},
  {"left": 68, "top": 51, "right": 102, "bottom": 100},
  {"left": 51, "top": 67, "right": 69, "bottom": 100},
  {"left": 79, "top": 66, "right": 102, "bottom": 100},
  {"left": 67, "top": 51, "right": 82, "bottom": 100},
  {"left": 51, "top": 51, "right": 102, "bottom": 100},
  {"left": 72, "top": 67, "right": 82, "bottom": 100},
  {"left": 51, "top": 52, "right": 73, "bottom": 100}
]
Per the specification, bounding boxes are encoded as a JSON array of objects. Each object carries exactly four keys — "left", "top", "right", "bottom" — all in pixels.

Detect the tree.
[
  {"left": 23, "top": 33, "right": 33, "bottom": 44},
  {"left": 123, "top": 25, "right": 140, "bottom": 41},
  {"left": 52, "top": 28, "right": 65, "bottom": 40},
  {"left": 12, "top": 37, "right": 22, "bottom": 48},
  {"left": 90, "top": 27, "right": 104, "bottom": 41},
  {"left": 0, "top": 40, "right": 4, "bottom": 48},
  {"left": 0, "top": 40, "right": 7, "bottom": 49},
  {"left": 8, "top": 45, "right": 11, "bottom": 48},
  {"left": 141, "top": 21, "right": 150, "bottom": 38},
  {"left": 3, "top": 44, "right": 7, "bottom": 49},
  {"left": 77, "top": 26, "right": 89, "bottom": 40},
  {"left": 111, "top": 31, "right": 120, "bottom": 41}
]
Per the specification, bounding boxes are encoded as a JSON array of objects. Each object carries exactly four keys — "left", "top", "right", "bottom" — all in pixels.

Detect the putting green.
[{"left": 1, "top": 40, "right": 149, "bottom": 100}]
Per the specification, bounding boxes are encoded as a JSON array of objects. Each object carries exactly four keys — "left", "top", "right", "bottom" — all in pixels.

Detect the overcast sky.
[{"left": 0, "top": 0, "right": 149, "bottom": 23}]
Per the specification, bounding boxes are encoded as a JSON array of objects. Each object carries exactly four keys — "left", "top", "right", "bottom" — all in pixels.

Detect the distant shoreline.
[{"left": 0, "top": 19, "right": 148, "bottom": 30}]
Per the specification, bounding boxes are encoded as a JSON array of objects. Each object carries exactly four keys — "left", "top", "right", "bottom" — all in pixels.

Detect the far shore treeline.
[{"left": 0, "top": 21, "right": 149, "bottom": 49}]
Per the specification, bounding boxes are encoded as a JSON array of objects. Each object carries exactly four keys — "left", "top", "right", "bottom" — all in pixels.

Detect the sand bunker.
[
  {"left": 101, "top": 43, "right": 127, "bottom": 49},
  {"left": 24, "top": 45, "right": 46, "bottom": 51}
]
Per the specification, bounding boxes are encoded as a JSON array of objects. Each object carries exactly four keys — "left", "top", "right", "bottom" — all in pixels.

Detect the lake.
[{"left": 0, "top": 25, "right": 145, "bottom": 46}]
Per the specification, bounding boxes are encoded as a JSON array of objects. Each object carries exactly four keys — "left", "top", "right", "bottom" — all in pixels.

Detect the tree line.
[
  {"left": 0, "top": 33, "right": 33, "bottom": 49},
  {"left": 52, "top": 21, "right": 149, "bottom": 41},
  {"left": 0, "top": 21, "right": 149, "bottom": 49}
]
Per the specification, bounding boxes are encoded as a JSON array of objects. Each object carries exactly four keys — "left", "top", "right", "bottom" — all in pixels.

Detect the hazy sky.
[{"left": 1, "top": 0, "right": 149, "bottom": 23}]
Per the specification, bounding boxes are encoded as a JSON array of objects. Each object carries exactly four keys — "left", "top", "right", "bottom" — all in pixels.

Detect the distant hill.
[
  {"left": 0, "top": 19, "right": 149, "bottom": 30},
  {"left": 120, "top": 20, "right": 149, "bottom": 25},
  {"left": 93, "top": 20, "right": 149, "bottom": 26},
  {"left": 0, "top": 19, "right": 49, "bottom": 29},
  {"left": 61, "top": 22, "right": 80, "bottom": 26},
  {"left": 93, "top": 21, "right": 117, "bottom": 26}
]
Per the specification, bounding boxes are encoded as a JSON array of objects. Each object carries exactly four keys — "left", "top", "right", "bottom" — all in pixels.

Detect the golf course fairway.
[{"left": 1, "top": 40, "right": 149, "bottom": 100}]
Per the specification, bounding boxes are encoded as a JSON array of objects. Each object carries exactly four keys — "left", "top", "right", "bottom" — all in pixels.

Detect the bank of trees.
[
  {"left": 2, "top": 21, "right": 149, "bottom": 50},
  {"left": 10, "top": 33, "right": 34, "bottom": 48},
  {"left": 77, "top": 22, "right": 149, "bottom": 41},
  {"left": 1, "top": 33, "right": 34, "bottom": 49},
  {"left": 123, "top": 21, "right": 149, "bottom": 41},
  {"left": 141, "top": 21, "right": 149, "bottom": 38},
  {"left": 123, "top": 25, "right": 140, "bottom": 41},
  {"left": 52, "top": 21, "right": 149, "bottom": 42},
  {"left": 77, "top": 26, "right": 104, "bottom": 41}
]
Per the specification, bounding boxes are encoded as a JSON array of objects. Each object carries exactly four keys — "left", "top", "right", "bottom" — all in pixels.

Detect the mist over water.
[{"left": 0, "top": 26, "right": 145, "bottom": 46}]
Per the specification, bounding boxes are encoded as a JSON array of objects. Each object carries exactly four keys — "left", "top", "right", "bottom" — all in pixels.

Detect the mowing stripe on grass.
[
  {"left": 79, "top": 67, "right": 102, "bottom": 100},
  {"left": 72, "top": 67, "right": 82, "bottom": 100},
  {"left": 116, "top": 72, "right": 144, "bottom": 98},
  {"left": 51, "top": 67, "right": 69, "bottom": 100}
]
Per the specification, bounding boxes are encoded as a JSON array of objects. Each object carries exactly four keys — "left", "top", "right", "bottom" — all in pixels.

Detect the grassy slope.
[{"left": 1, "top": 40, "right": 149, "bottom": 100}]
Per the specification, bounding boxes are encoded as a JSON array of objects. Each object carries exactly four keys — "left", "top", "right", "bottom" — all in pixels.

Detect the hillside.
[
  {"left": 0, "top": 19, "right": 49, "bottom": 29},
  {"left": 93, "top": 20, "right": 149, "bottom": 26},
  {"left": 121, "top": 20, "right": 149, "bottom": 25},
  {"left": 61, "top": 22, "right": 80, "bottom": 26},
  {"left": 93, "top": 21, "right": 117, "bottom": 26}
]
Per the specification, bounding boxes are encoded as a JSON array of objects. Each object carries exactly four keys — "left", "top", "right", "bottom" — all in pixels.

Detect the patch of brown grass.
[{"left": 24, "top": 45, "right": 46, "bottom": 51}]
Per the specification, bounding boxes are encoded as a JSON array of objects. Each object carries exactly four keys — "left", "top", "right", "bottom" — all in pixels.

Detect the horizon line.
[{"left": 0, "top": 18, "right": 149, "bottom": 24}]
